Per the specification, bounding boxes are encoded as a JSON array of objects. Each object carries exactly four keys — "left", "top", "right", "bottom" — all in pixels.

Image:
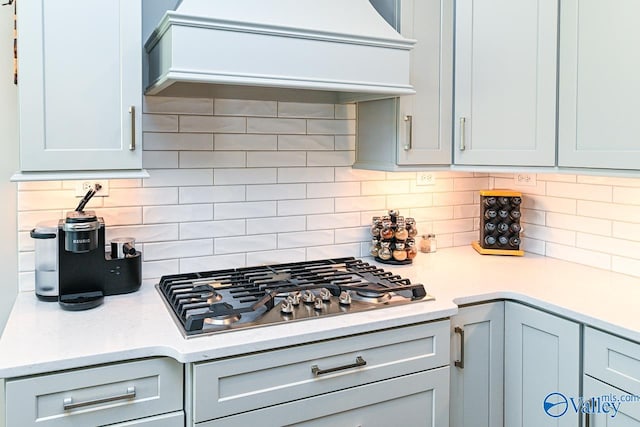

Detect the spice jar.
[
  {"left": 394, "top": 222, "right": 408, "bottom": 241},
  {"left": 378, "top": 241, "right": 392, "bottom": 261},
  {"left": 380, "top": 220, "right": 394, "bottom": 240},
  {"left": 420, "top": 234, "right": 437, "bottom": 253},
  {"left": 392, "top": 242, "right": 407, "bottom": 261},
  {"left": 406, "top": 240, "right": 418, "bottom": 260},
  {"left": 406, "top": 218, "right": 417, "bottom": 238},
  {"left": 370, "top": 238, "right": 380, "bottom": 257},
  {"left": 370, "top": 217, "right": 381, "bottom": 237}
]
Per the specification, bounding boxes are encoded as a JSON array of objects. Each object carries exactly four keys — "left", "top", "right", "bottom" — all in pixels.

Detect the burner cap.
[
  {"left": 192, "top": 284, "right": 222, "bottom": 302},
  {"left": 204, "top": 313, "right": 241, "bottom": 326},
  {"left": 354, "top": 289, "right": 392, "bottom": 304}
]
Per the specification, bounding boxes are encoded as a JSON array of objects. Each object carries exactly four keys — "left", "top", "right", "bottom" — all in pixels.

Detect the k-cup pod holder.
[
  {"left": 473, "top": 190, "right": 524, "bottom": 256},
  {"left": 370, "top": 210, "right": 418, "bottom": 265}
]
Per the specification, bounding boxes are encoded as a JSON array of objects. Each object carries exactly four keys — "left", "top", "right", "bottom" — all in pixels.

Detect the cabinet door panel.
[
  {"left": 18, "top": 0, "right": 142, "bottom": 172},
  {"left": 450, "top": 302, "right": 504, "bottom": 427},
  {"left": 584, "top": 375, "right": 640, "bottom": 427},
  {"left": 454, "top": 0, "right": 557, "bottom": 166},
  {"left": 558, "top": 0, "right": 640, "bottom": 169},
  {"left": 504, "top": 302, "right": 580, "bottom": 427}
]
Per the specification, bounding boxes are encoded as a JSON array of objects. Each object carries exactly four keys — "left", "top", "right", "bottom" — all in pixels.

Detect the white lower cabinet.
[
  {"left": 583, "top": 326, "right": 640, "bottom": 426},
  {"left": 504, "top": 302, "right": 581, "bottom": 427},
  {"left": 190, "top": 321, "right": 450, "bottom": 426},
  {"left": 5, "top": 357, "right": 183, "bottom": 427},
  {"left": 450, "top": 302, "right": 504, "bottom": 427}
]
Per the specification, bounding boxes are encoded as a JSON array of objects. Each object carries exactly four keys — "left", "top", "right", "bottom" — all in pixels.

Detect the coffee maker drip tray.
[{"left": 58, "top": 291, "right": 104, "bottom": 311}]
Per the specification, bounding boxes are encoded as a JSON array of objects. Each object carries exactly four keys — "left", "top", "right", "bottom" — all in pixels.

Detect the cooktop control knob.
[
  {"left": 301, "top": 290, "right": 315, "bottom": 304},
  {"left": 280, "top": 298, "right": 295, "bottom": 314},
  {"left": 319, "top": 288, "right": 332, "bottom": 301},
  {"left": 339, "top": 290, "right": 352, "bottom": 305},
  {"left": 313, "top": 297, "right": 324, "bottom": 311},
  {"left": 288, "top": 291, "right": 301, "bottom": 305}
]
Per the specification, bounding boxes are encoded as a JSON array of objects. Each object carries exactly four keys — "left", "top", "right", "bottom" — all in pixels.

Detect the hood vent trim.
[{"left": 145, "top": 0, "right": 416, "bottom": 103}]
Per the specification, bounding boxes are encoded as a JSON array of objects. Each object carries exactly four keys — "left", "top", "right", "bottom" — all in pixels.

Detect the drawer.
[
  {"left": 200, "top": 366, "right": 450, "bottom": 427},
  {"left": 584, "top": 326, "right": 640, "bottom": 394},
  {"left": 6, "top": 357, "right": 183, "bottom": 427},
  {"left": 105, "top": 411, "right": 184, "bottom": 426},
  {"left": 193, "top": 320, "right": 449, "bottom": 423}
]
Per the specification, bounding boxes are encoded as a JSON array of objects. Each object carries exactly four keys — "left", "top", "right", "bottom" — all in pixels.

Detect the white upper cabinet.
[
  {"left": 454, "top": 0, "right": 558, "bottom": 167},
  {"left": 16, "top": 0, "right": 144, "bottom": 178},
  {"left": 558, "top": 0, "right": 640, "bottom": 170},
  {"left": 354, "top": 0, "right": 452, "bottom": 170}
]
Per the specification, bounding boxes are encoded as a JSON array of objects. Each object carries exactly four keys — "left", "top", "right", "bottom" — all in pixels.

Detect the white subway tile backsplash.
[
  {"left": 278, "top": 102, "right": 334, "bottom": 118},
  {"left": 16, "top": 97, "right": 640, "bottom": 290},
  {"left": 143, "top": 96, "right": 213, "bottom": 115},
  {"left": 215, "top": 99, "right": 277, "bottom": 117},
  {"left": 179, "top": 254, "right": 243, "bottom": 273},
  {"left": 19, "top": 251, "right": 34, "bottom": 272},
  {"left": 278, "top": 167, "right": 334, "bottom": 183},
  {"left": 278, "top": 230, "right": 334, "bottom": 249},
  {"left": 307, "top": 212, "right": 361, "bottom": 230},
  {"left": 246, "top": 216, "right": 306, "bottom": 235},
  {"left": 246, "top": 248, "right": 307, "bottom": 265},
  {"left": 215, "top": 134, "right": 277, "bottom": 151},
  {"left": 278, "top": 198, "right": 334, "bottom": 216},
  {"left": 180, "top": 116, "right": 246, "bottom": 133},
  {"left": 103, "top": 187, "right": 178, "bottom": 208},
  {"left": 215, "top": 234, "right": 277, "bottom": 254},
  {"left": 278, "top": 135, "right": 334, "bottom": 151},
  {"left": 307, "top": 182, "right": 360, "bottom": 198},
  {"left": 335, "top": 104, "right": 356, "bottom": 119},
  {"left": 144, "top": 239, "right": 213, "bottom": 261},
  {"left": 307, "top": 119, "right": 355, "bottom": 135},
  {"left": 215, "top": 201, "right": 277, "bottom": 220},
  {"left": 144, "top": 204, "right": 213, "bottom": 224},
  {"left": 180, "top": 220, "right": 246, "bottom": 240},
  {"left": 142, "top": 114, "right": 178, "bottom": 132},
  {"left": 247, "top": 117, "right": 306, "bottom": 134},
  {"left": 246, "top": 184, "right": 306, "bottom": 201},
  {"left": 179, "top": 186, "right": 246, "bottom": 204},
  {"left": 144, "top": 169, "right": 213, "bottom": 187},
  {"left": 179, "top": 151, "right": 246, "bottom": 168},
  {"left": 247, "top": 151, "right": 306, "bottom": 167}
]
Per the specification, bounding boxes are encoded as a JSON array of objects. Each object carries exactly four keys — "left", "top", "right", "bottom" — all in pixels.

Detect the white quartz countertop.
[{"left": 1, "top": 246, "right": 639, "bottom": 378}]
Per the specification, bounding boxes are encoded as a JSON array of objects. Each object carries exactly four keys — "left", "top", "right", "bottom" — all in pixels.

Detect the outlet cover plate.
[
  {"left": 514, "top": 173, "right": 537, "bottom": 187},
  {"left": 74, "top": 180, "right": 110, "bottom": 197},
  {"left": 416, "top": 172, "right": 436, "bottom": 186}
]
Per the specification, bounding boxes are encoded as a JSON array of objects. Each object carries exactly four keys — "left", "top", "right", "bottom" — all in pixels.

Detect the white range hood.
[{"left": 145, "top": 0, "right": 416, "bottom": 103}]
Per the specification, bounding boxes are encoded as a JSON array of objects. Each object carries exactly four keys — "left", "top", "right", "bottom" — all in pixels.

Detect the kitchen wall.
[
  {"left": 14, "top": 96, "right": 640, "bottom": 290},
  {"left": 15, "top": 96, "right": 484, "bottom": 290}
]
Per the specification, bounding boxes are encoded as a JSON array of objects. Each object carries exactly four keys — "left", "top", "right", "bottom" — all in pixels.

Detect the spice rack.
[
  {"left": 370, "top": 210, "right": 418, "bottom": 265},
  {"left": 472, "top": 189, "right": 524, "bottom": 256}
]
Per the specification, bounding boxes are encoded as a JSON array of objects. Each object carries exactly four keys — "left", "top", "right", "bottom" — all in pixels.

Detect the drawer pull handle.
[
  {"left": 63, "top": 386, "right": 136, "bottom": 410},
  {"left": 311, "top": 356, "right": 366, "bottom": 377},
  {"left": 459, "top": 117, "right": 466, "bottom": 151},
  {"left": 403, "top": 115, "right": 413, "bottom": 151},
  {"left": 454, "top": 326, "right": 465, "bottom": 369}
]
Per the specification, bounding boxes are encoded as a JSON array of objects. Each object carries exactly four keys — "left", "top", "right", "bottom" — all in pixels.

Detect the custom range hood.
[{"left": 145, "top": 0, "right": 416, "bottom": 103}]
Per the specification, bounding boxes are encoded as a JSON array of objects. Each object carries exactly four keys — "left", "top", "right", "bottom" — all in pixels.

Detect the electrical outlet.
[
  {"left": 514, "top": 173, "right": 537, "bottom": 187},
  {"left": 74, "top": 180, "right": 110, "bottom": 197},
  {"left": 416, "top": 172, "right": 436, "bottom": 186}
]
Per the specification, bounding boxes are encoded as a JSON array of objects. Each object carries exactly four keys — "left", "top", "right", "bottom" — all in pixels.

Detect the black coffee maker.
[{"left": 57, "top": 189, "right": 141, "bottom": 310}]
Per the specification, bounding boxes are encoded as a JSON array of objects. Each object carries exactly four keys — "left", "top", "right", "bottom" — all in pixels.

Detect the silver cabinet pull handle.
[
  {"left": 454, "top": 326, "right": 465, "bottom": 369},
  {"left": 403, "top": 115, "right": 413, "bottom": 151},
  {"left": 312, "top": 356, "right": 366, "bottom": 376},
  {"left": 459, "top": 117, "right": 466, "bottom": 151},
  {"left": 129, "top": 106, "right": 136, "bottom": 151},
  {"left": 63, "top": 386, "right": 136, "bottom": 410}
]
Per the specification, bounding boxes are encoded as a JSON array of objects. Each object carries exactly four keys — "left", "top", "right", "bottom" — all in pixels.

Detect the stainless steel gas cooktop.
[{"left": 157, "top": 257, "right": 434, "bottom": 338}]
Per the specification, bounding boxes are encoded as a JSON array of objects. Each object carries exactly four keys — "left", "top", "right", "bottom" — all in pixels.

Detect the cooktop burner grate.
[{"left": 157, "top": 257, "right": 433, "bottom": 337}]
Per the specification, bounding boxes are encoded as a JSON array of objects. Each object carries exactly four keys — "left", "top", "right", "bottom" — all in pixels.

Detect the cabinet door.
[
  {"left": 504, "top": 302, "right": 580, "bottom": 427},
  {"left": 583, "top": 375, "right": 640, "bottom": 427},
  {"left": 454, "top": 0, "right": 557, "bottom": 166},
  {"left": 558, "top": 0, "right": 640, "bottom": 170},
  {"left": 354, "top": 0, "right": 452, "bottom": 170},
  {"left": 450, "top": 302, "right": 504, "bottom": 427},
  {"left": 396, "top": 0, "right": 452, "bottom": 165},
  {"left": 18, "top": 0, "right": 142, "bottom": 172}
]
